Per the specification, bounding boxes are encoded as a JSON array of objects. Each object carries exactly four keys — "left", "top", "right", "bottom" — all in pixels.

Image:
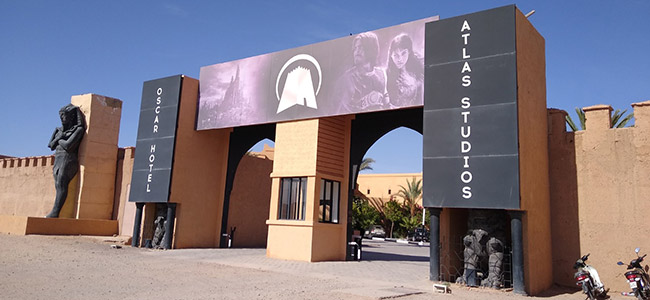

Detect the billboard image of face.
[{"left": 197, "top": 16, "right": 438, "bottom": 130}]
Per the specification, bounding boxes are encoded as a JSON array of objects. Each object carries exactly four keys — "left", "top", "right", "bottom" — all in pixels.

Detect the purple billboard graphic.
[{"left": 197, "top": 16, "right": 438, "bottom": 130}]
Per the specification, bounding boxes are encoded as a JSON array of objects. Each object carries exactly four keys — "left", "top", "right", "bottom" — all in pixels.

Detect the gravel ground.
[{"left": 0, "top": 234, "right": 629, "bottom": 299}]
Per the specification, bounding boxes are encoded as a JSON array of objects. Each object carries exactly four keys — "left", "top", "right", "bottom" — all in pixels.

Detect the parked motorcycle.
[
  {"left": 574, "top": 253, "right": 608, "bottom": 300},
  {"left": 617, "top": 247, "right": 650, "bottom": 299}
]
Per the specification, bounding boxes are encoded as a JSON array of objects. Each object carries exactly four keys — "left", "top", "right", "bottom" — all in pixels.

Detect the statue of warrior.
[
  {"left": 484, "top": 237, "right": 505, "bottom": 288},
  {"left": 45, "top": 104, "right": 85, "bottom": 218}
]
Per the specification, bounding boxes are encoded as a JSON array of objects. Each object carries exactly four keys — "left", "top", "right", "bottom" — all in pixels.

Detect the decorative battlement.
[
  {"left": 1, "top": 155, "right": 54, "bottom": 169},
  {"left": 1, "top": 146, "right": 135, "bottom": 170},
  {"left": 632, "top": 100, "right": 650, "bottom": 129},
  {"left": 117, "top": 147, "right": 136, "bottom": 160},
  {"left": 548, "top": 100, "right": 650, "bottom": 134}
]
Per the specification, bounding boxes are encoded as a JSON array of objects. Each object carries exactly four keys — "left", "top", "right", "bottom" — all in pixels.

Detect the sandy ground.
[{"left": 0, "top": 234, "right": 630, "bottom": 299}]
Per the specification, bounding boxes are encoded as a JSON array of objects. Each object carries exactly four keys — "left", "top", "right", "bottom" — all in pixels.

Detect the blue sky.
[{"left": 1, "top": 1, "right": 648, "bottom": 174}]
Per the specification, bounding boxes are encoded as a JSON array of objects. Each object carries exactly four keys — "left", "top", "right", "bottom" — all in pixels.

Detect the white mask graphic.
[{"left": 276, "top": 54, "right": 322, "bottom": 114}]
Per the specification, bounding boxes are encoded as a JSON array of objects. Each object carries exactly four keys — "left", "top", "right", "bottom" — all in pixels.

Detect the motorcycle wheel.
[{"left": 584, "top": 281, "right": 595, "bottom": 300}]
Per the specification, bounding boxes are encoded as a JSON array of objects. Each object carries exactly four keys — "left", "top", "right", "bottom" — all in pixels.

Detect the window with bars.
[
  {"left": 278, "top": 177, "right": 307, "bottom": 220},
  {"left": 319, "top": 179, "right": 340, "bottom": 223}
]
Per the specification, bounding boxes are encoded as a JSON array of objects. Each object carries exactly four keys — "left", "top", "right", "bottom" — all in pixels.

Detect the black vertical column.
[
  {"left": 509, "top": 210, "right": 525, "bottom": 294},
  {"left": 428, "top": 207, "right": 442, "bottom": 281},
  {"left": 163, "top": 203, "right": 177, "bottom": 249},
  {"left": 345, "top": 164, "right": 359, "bottom": 261},
  {"left": 132, "top": 202, "right": 145, "bottom": 247}
]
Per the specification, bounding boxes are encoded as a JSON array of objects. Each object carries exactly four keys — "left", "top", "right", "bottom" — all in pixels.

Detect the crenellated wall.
[
  {"left": 0, "top": 156, "right": 58, "bottom": 217},
  {"left": 1, "top": 148, "right": 135, "bottom": 223},
  {"left": 549, "top": 101, "right": 650, "bottom": 293}
]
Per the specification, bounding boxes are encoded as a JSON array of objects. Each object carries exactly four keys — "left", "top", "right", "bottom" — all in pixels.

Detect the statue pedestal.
[{"left": 0, "top": 215, "right": 117, "bottom": 236}]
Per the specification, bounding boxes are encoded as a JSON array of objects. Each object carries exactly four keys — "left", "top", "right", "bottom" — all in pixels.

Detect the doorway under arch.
[{"left": 220, "top": 123, "right": 276, "bottom": 248}]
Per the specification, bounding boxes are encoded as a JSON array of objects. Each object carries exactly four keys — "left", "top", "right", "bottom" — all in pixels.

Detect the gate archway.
[{"left": 347, "top": 107, "right": 423, "bottom": 257}]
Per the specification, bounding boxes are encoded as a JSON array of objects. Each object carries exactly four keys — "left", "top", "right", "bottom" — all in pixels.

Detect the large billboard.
[
  {"left": 197, "top": 16, "right": 437, "bottom": 130},
  {"left": 423, "top": 5, "right": 520, "bottom": 209},
  {"left": 129, "top": 75, "right": 182, "bottom": 203}
]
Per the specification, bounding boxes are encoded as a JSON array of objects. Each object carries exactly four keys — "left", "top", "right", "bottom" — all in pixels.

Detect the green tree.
[
  {"left": 566, "top": 107, "right": 634, "bottom": 131},
  {"left": 360, "top": 157, "right": 375, "bottom": 171},
  {"left": 400, "top": 215, "right": 421, "bottom": 234},
  {"left": 351, "top": 197, "right": 380, "bottom": 232},
  {"left": 397, "top": 177, "right": 422, "bottom": 217},
  {"left": 383, "top": 199, "right": 408, "bottom": 238}
]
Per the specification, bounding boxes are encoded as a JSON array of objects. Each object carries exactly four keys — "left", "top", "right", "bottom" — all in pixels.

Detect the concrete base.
[{"left": 0, "top": 215, "right": 118, "bottom": 236}]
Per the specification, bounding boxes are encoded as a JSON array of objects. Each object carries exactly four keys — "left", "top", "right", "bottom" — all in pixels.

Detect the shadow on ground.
[
  {"left": 535, "top": 284, "right": 583, "bottom": 298},
  {"left": 361, "top": 250, "right": 429, "bottom": 262}
]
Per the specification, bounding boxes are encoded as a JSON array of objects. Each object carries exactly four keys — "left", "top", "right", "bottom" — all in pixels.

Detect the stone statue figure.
[
  {"left": 456, "top": 210, "right": 507, "bottom": 289},
  {"left": 152, "top": 215, "right": 166, "bottom": 249},
  {"left": 45, "top": 104, "right": 85, "bottom": 218},
  {"left": 457, "top": 229, "right": 488, "bottom": 287},
  {"left": 483, "top": 237, "right": 505, "bottom": 289}
]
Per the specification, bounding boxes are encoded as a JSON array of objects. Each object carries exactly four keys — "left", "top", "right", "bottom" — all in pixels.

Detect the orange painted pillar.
[{"left": 266, "top": 116, "right": 352, "bottom": 262}]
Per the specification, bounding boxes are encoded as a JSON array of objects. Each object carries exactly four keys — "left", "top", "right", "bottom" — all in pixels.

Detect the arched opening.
[
  {"left": 220, "top": 124, "right": 275, "bottom": 248},
  {"left": 347, "top": 108, "right": 426, "bottom": 261},
  {"left": 354, "top": 126, "right": 428, "bottom": 262}
]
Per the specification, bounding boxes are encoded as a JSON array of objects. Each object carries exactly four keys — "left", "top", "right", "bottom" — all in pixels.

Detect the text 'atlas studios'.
[{"left": 460, "top": 20, "right": 473, "bottom": 200}]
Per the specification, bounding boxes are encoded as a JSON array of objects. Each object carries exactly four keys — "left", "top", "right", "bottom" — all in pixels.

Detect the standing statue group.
[
  {"left": 46, "top": 104, "right": 85, "bottom": 218},
  {"left": 456, "top": 210, "right": 507, "bottom": 289}
]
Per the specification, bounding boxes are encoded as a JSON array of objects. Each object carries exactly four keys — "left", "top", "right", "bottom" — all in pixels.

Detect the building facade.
[{"left": 2, "top": 5, "right": 650, "bottom": 296}]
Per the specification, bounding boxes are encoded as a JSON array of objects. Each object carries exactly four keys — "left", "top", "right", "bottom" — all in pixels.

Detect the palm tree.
[
  {"left": 612, "top": 109, "right": 634, "bottom": 128},
  {"left": 360, "top": 157, "right": 375, "bottom": 171},
  {"left": 566, "top": 107, "right": 634, "bottom": 131},
  {"left": 397, "top": 177, "right": 422, "bottom": 217},
  {"left": 565, "top": 108, "right": 586, "bottom": 131}
]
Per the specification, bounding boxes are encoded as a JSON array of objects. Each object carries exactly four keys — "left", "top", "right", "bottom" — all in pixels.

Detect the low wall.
[
  {"left": 0, "top": 147, "right": 135, "bottom": 236},
  {"left": 0, "top": 156, "right": 57, "bottom": 217}
]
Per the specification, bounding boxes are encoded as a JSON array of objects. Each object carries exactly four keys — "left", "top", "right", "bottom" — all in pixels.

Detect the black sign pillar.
[
  {"left": 423, "top": 5, "right": 519, "bottom": 209},
  {"left": 428, "top": 208, "right": 442, "bottom": 281},
  {"left": 163, "top": 203, "right": 177, "bottom": 249},
  {"left": 132, "top": 202, "right": 145, "bottom": 247},
  {"left": 129, "top": 75, "right": 183, "bottom": 248},
  {"left": 509, "top": 210, "right": 526, "bottom": 294}
]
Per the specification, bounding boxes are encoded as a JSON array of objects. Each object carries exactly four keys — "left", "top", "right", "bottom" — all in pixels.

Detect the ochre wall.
[
  {"left": 356, "top": 173, "right": 422, "bottom": 203},
  {"left": 72, "top": 94, "right": 122, "bottom": 219},
  {"left": 547, "top": 109, "right": 581, "bottom": 286},
  {"left": 168, "top": 76, "right": 231, "bottom": 249},
  {"left": 227, "top": 153, "right": 273, "bottom": 248},
  {"left": 439, "top": 208, "right": 467, "bottom": 282},
  {"left": 549, "top": 102, "right": 650, "bottom": 293},
  {"left": 313, "top": 116, "right": 351, "bottom": 261},
  {"left": 0, "top": 156, "right": 56, "bottom": 217},
  {"left": 515, "top": 9, "right": 554, "bottom": 295},
  {"left": 114, "top": 147, "right": 136, "bottom": 236}
]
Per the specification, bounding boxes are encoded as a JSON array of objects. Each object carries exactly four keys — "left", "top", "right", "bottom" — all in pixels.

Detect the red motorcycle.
[{"left": 617, "top": 247, "right": 650, "bottom": 300}]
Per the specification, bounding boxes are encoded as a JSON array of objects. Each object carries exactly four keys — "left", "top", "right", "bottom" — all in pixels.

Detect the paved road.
[{"left": 0, "top": 234, "right": 626, "bottom": 299}]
